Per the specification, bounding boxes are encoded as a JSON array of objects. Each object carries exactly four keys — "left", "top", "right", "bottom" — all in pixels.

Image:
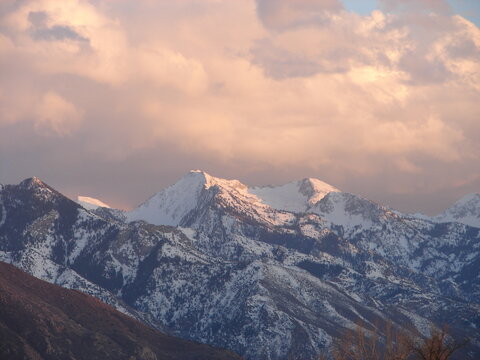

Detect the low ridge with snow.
[{"left": 77, "top": 196, "right": 111, "bottom": 210}]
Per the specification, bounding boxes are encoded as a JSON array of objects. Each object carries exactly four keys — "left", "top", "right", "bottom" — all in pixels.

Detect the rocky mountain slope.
[
  {"left": 0, "top": 261, "right": 242, "bottom": 360},
  {"left": 0, "top": 172, "right": 479, "bottom": 359}
]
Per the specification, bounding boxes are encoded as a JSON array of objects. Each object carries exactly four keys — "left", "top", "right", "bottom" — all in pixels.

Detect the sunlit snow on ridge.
[{"left": 77, "top": 196, "right": 111, "bottom": 210}]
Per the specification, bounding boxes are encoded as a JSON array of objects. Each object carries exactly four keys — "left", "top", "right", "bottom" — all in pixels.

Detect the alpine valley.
[{"left": 0, "top": 170, "right": 479, "bottom": 359}]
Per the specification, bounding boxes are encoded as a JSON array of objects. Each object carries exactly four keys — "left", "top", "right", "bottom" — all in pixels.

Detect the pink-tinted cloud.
[
  {"left": 34, "top": 92, "right": 83, "bottom": 136},
  {"left": 0, "top": 0, "right": 478, "bottom": 214}
]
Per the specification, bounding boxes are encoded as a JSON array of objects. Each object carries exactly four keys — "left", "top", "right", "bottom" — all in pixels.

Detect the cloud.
[
  {"left": 0, "top": 0, "right": 479, "bottom": 214},
  {"left": 255, "top": 0, "right": 343, "bottom": 30},
  {"left": 136, "top": 45, "right": 208, "bottom": 94},
  {"left": 34, "top": 92, "right": 83, "bottom": 136},
  {"left": 251, "top": 10, "right": 403, "bottom": 78},
  {"left": 28, "top": 10, "right": 89, "bottom": 43},
  {"left": 2, "top": 0, "right": 129, "bottom": 85},
  {"left": 0, "top": 87, "right": 83, "bottom": 137},
  {"left": 32, "top": 25, "right": 90, "bottom": 43}
]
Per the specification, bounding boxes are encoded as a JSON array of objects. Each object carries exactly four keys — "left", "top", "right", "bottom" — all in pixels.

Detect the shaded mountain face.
[
  {"left": 0, "top": 261, "right": 242, "bottom": 360},
  {"left": 0, "top": 173, "right": 480, "bottom": 359}
]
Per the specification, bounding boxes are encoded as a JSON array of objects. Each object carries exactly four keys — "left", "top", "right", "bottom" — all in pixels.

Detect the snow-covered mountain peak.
[
  {"left": 126, "top": 171, "right": 207, "bottom": 226},
  {"left": 177, "top": 170, "right": 247, "bottom": 192},
  {"left": 19, "top": 176, "right": 47, "bottom": 189},
  {"left": 126, "top": 170, "right": 254, "bottom": 226},
  {"left": 127, "top": 171, "right": 343, "bottom": 226},
  {"left": 77, "top": 196, "right": 111, "bottom": 210},
  {"left": 16, "top": 177, "right": 60, "bottom": 203},
  {"left": 436, "top": 193, "right": 480, "bottom": 227},
  {"left": 249, "top": 177, "right": 339, "bottom": 213},
  {"left": 178, "top": 170, "right": 210, "bottom": 190},
  {"left": 194, "top": 170, "right": 248, "bottom": 193}
]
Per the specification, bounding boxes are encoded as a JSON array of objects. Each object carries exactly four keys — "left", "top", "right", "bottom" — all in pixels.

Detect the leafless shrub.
[
  {"left": 318, "top": 323, "right": 468, "bottom": 360},
  {"left": 409, "top": 326, "right": 469, "bottom": 360}
]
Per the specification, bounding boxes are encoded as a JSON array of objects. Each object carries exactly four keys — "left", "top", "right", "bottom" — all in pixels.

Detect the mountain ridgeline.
[{"left": 0, "top": 171, "right": 479, "bottom": 359}]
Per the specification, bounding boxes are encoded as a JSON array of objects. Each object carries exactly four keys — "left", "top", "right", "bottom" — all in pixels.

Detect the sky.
[{"left": 0, "top": 0, "right": 479, "bottom": 215}]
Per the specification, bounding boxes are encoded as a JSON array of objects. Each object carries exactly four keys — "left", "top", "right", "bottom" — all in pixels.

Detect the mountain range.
[{"left": 0, "top": 170, "right": 479, "bottom": 359}]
